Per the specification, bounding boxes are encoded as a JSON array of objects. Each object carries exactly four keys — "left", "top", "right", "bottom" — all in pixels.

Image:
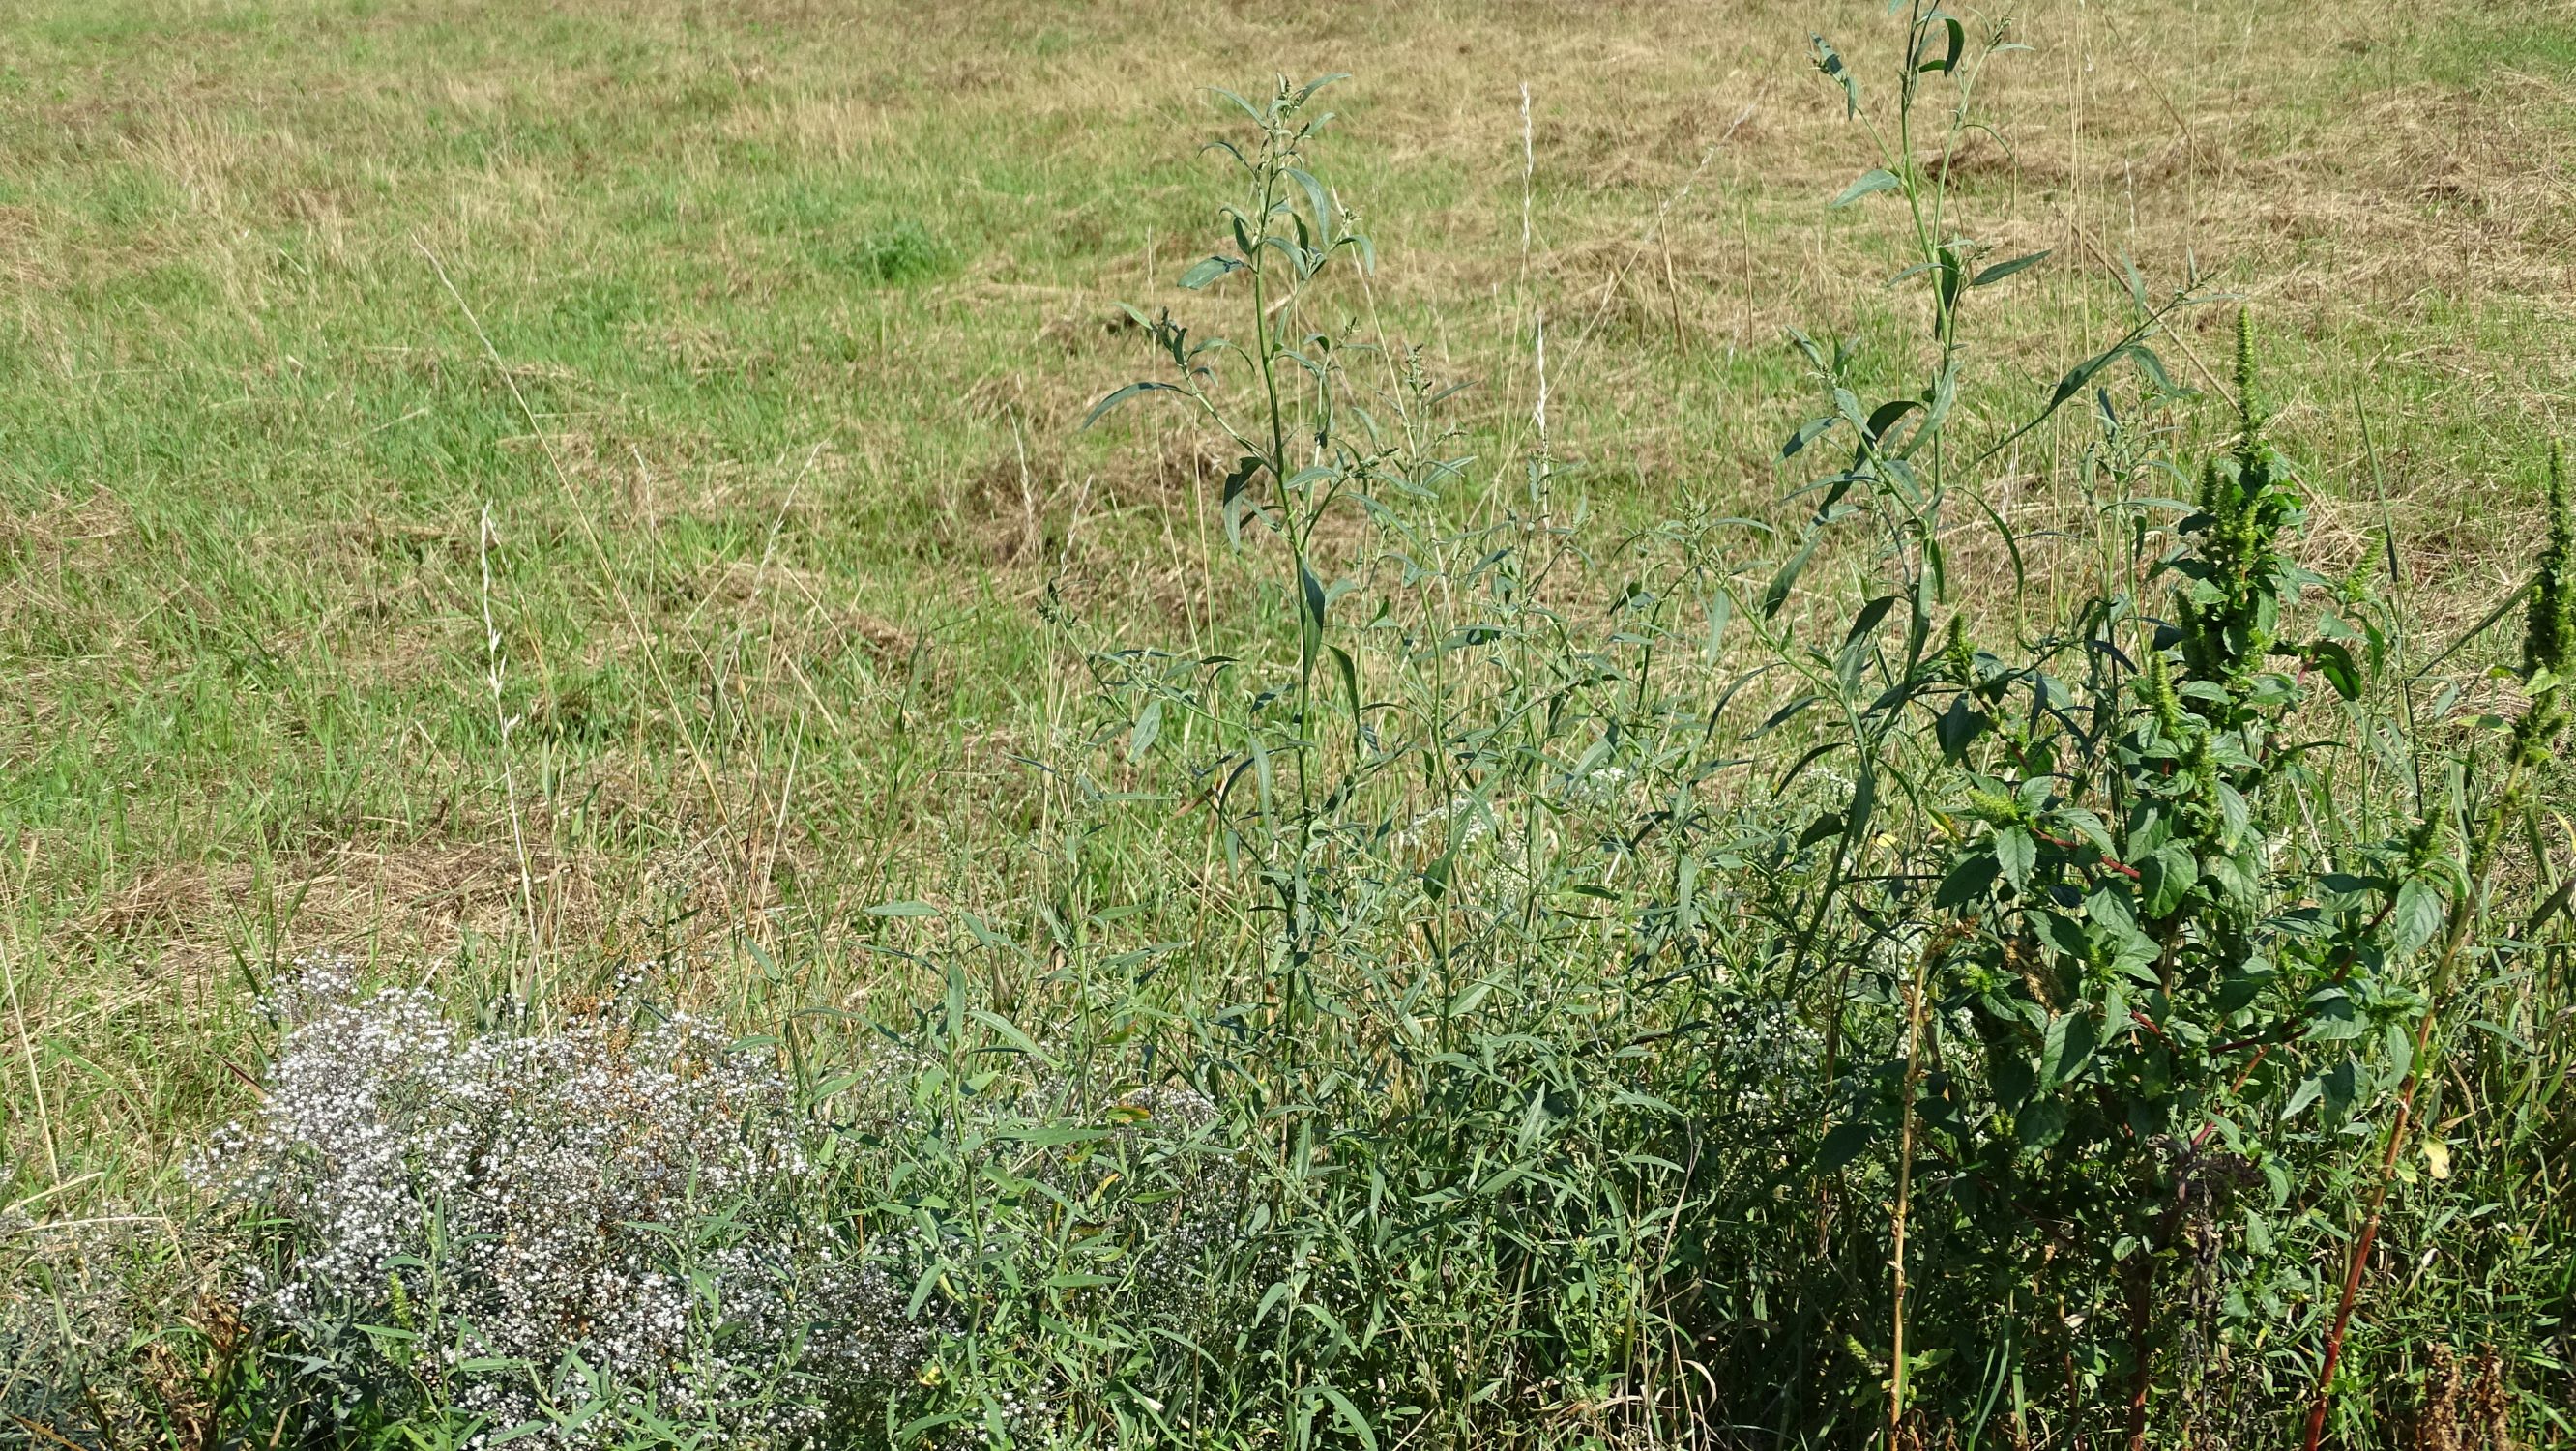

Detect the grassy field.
[
  {"left": 4, "top": 0, "right": 2576, "bottom": 1442},
  {"left": 8, "top": 0, "right": 2572, "bottom": 1173}
]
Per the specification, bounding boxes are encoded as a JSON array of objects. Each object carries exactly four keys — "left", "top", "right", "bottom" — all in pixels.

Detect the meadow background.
[{"left": 3, "top": 0, "right": 2575, "bottom": 1444}]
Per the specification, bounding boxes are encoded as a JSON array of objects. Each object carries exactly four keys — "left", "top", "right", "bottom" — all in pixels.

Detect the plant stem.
[
  {"left": 2298, "top": 756, "right": 2527, "bottom": 1451},
  {"left": 1887, "top": 951, "right": 1928, "bottom": 1451},
  {"left": 2124, "top": 1231, "right": 2161, "bottom": 1451}
]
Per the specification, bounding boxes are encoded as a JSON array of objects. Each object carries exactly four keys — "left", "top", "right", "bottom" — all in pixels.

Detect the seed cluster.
[{"left": 191, "top": 962, "right": 935, "bottom": 1445}]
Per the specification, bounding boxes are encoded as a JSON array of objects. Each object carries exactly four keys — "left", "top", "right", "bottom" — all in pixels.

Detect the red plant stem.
[
  {"left": 2190, "top": 1045, "right": 2268, "bottom": 1150},
  {"left": 2298, "top": 1029, "right": 2428, "bottom": 1451},
  {"left": 2033, "top": 827, "right": 2142, "bottom": 880},
  {"left": 2299, "top": 752, "right": 2529, "bottom": 1451}
]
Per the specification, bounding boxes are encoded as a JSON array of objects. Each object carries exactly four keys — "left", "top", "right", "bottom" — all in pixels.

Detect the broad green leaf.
[
  {"left": 1994, "top": 826, "right": 2037, "bottom": 892},
  {"left": 1935, "top": 853, "right": 1999, "bottom": 908},
  {"left": 2017, "top": 1097, "right": 2069, "bottom": 1149},
  {"left": 1830, "top": 168, "right": 1904, "bottom": 209},
  {"left": 1762, "top": 531, "right": 1824, "bottom": 618},
  {"left": 2391, "top": 878, "right": 2444, "bottom": 959},
  {"left": 1817, "top": 1119, "right": 1877, "bottom": 1172},
  {"left": 2141, "top": 843, "right": 2198, "bottom": 918},
  {"left": 1178, "top": 254, "right": 1244, "bottom": 289},
  {"left": 1329, "top": 644, "right": 1362, "bottom": 740},
  {"left": 1127, "top": 698, "right": 1163, "bottom": 760},
  {"left": 1914, "top": 15, "right": 1966, "bottom": 73},
  {"left": 2040, "top": 1009, "right": 2095, "bottom": 1088},
  {"left": 2044, "top": 342, "right": 2168, "bottom": 414},
  {"left": 1971, "top": 249, "right": 2051, "bottom": 287},
  {"left": 1936, "top": 695, "right": 1987, "bottom": 762},
  {"left": 1312, "top": 1386, "right": 1379, "bottom": 1451},
  {"left": 1782, "top": 414, "right": 1839, "bottom": 459},
  {"left": 2034, "top": 909, "right": 2089, "bottom": 964},
  {"left": 2283, "top": 1072, "right": 2324, "bottom": 1120},
  {"left": 1083, "top": 380, "right": 1182, "bottom": 428},
  {"left": 2384, "top": 1021, "right": 2415, "bottom": 1083}
]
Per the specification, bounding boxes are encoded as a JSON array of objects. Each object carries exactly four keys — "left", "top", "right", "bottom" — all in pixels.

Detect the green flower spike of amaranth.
[
  {"left": 2523, "top": 447, "right": 2574, "bottom": 684},
  {"left": 1944, "top": 614, "right": 1976, "bottom": 686},
  {"left": 2514, "top": 447, "right": 2575, "bottom": 758}
]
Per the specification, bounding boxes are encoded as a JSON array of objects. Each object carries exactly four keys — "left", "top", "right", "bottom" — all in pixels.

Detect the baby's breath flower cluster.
[
  {"left": 1097, "top": 1083, "right": 1250, "bottom": 1335},
  {"left": 191, "top": 962, "right": 934, "bottom": 1446}
]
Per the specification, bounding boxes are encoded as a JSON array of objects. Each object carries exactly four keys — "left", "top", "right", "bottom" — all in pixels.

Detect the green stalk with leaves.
[{"left": 2300, "top": 451, "right": 2575, "bottom": 1451}]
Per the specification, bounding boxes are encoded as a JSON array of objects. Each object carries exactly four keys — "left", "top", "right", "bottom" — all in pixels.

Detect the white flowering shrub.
[
  {"left": 1096, "top": 1082, "right": 1252, "bottom": 1336},
  {"left": 192, "top": 964, "right": 937, "bottom": 1446}
]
